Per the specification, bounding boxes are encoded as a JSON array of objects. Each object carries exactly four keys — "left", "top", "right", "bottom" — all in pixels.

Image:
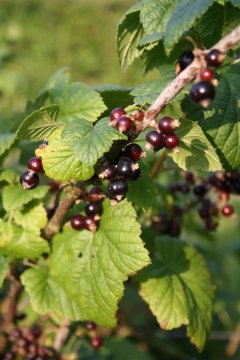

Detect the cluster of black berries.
[
  {"left": 145, "top": 116, "right": 180, "bottom": 152},
  {"left": 19, "top": 157, "right": 44, "bottom": 190},
  {"left": 85, "top": 321, "right": 103, "bottom": 349},
  {"left": 5, "top": 326, "right": 58, "bottom": 360},
  {"left": 109, "top": 107, "right": 145, "bottom": 139},
  {"left": 71, "top": 187, "right": 104, "bottom": 232},
  {"left": 153, "top": 170, "right": 236, "bottom": 236}
]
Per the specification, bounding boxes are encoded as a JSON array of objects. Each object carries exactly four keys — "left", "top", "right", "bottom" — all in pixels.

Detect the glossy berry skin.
[
  {"left": 117, "top": 157, "right": 135, "bottom": 179},
  {"left": 99, "top": 164, "right": 116, "bottom": 179},
  {"left": 158, "top": 117, "right": 175, "bottom": 134},
  {"left": 88, "top": 187, "right": 104, "bottom": 202},
  {"left": 85, "top": 202, "right": 103, "bottom": 216},
  {"left": 221, "top": 204, "right": 234, "bottom": 216},
  {"left": 200, "top": 68, "right": 214, "bottom": 82},
  {"left": 206, "top": 49, "right": 224, "bottom": 67},
  {"left": 71, "top": 215, "right": 85, "bottom": 230},
  {"left": 164, "top": 134, "right": 180, "bottom": 149},
  {"left": 131, "top": 109, "right": 144, "bottom": 122},
  {"left": 190, "top": 81, "right": 215, "bottom": 103},
  {"left": 90, "top": 336, "right": 103, "bottom": 349},
  {"left": 108, "top": 179, "right": 128, "bottom": 197},
  {"left": 123, "top": 143, "right": 143, "bottom": 161},
  {"left": 110, "top": 108, "right": 126, "bottom": 121},
  {"left": 20, "top": 171, "right": 39, "bottom": 190},
  {"left": 27, "top": 157, "right": 43, "bottom": 173},
  {"left": 146, "top": 131, "right": 164, "bottom": 151},
  {"left": 116, "top": 116, "right": 135, "bottom": 134},
  {"left": 84, "top": 216, "right": 97, "bottom": 232},
  {"left": 85, "top": 321, "right": 96, "bottom": 331},
  {"left": 178, "top": 50, "right": 194, "bottom": 71}
]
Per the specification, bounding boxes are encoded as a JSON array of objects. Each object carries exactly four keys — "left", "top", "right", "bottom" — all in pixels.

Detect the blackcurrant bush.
[
  {"left": 158, "top": 117, "right": 179, "bottom": 134},
  {"left": 178, "top": 50, "right": 194, "bottom": 71},
  {"left": 206, "top": 49, "right": 224, "bottom": 67},
  {"left": 27, "top": 157, "right": 43, "bottom": 173},
  {"left": 146, "top": 131, "right": 164, "bottom": 151},
  {"left": 20, "top": 171, "right": 39, "bottom": 190},
  {"left": 117, "top": 157, "right": 136, "bottom": 179},
  {"left": 71, "top": 215, "right": 85, "bottom": 230},
  {"left": 164, "top": 134, "right": 180, "bottom": 149},
  {"left": 85, "top": 321, "right": 96, "bottom": 331},
  {"left": 116, "top": 116, "right": 135, "bottom": 135},
  {"left": 131, "top": 109, "right": 144, "bottom": 122},
  {"left": 85, "top": 202, "right": 103, "bottom": 216},
  {"left": 108, "top": 179, "right": 128, "bottom": 198},
  {"left": 200, "top": 68, "right": 214, "bottom": 82},
  {"left": 110, "top": 108, "right": 126, "bottom": 121},
  {"left": 221, "top": 204, "right": 234, "bottom": 216},
  {"left": 190, "top": 81, "right": 215, "bottom": 107},
  {"left": 123, "top": 143, "right": 144, "bottom": 161},
  {"left": 90, "top": 336, "right": 103, "bottom": 349}
]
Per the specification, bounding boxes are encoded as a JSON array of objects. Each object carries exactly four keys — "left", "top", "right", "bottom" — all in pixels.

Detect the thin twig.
[
  {"left": 151, "top": 150, "right": 168, "bottom": 177},
  {"left": 53, "top": 319, "right": 70, "bottom": 351}
]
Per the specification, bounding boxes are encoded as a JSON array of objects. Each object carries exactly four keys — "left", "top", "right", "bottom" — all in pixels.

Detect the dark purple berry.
[
  {"left": 184, "top": 171, "right": 194, "bottom": 182},
  {"left": 110, "top": 108, "right": 126, "bottom": 121},
  {"left": 130, "top": 167, "right": 142, "bottom": 181},
  {"left": 190, "top": 81, "right": 215, "bottom": 107},
  {"left": 180, "top": 182, "right": 190, "bottom": 193},
  {"left": 164, "top": 134, "right": 180, "bottom": 149},
  {"left": 146, "top": 131, "right": 164, "bottom": 151},
  {"left": 108, "top": 179, "right": 128, "bottom": 198},
  {"left": 131, "top": 109, "right": 144, "bottom": 122},
  {"left": 206, "top": 49, "right": 224, "bottom": 67},
  {"left": 85, "top": 321, "right": 96, "bottom": 331},
  {"left": 178, "top": 50, "right": 194, "bottom": 71},
  {"left": 123, "top": 143, "right": 144, "bottom": 161},
  {"left": 31, "top": 325, "right": 42, "bottom": 339},
  {"left": 27, "top": 157, "right": 43, "bottom": 173},
  {"left": 200, "top": 68, "right": 214, "bottom": 81},
  {"left": 71, "top": 215, "right": 85, "bottom": 230},
  {"left": 117, "top": 157, "right": 136, "bottom": 179},
  {"left": 85, "top": 202, "right": 103, "bottom": 216},
  {"left": 99, "top": 164, "right": 116, "bottom": 180},
  {"left": 193, "top": 184, "right": 207, "bottom": 197},
  {"left": 88, "top": 187, "right": 104, "bottom": 202},
  {"left": 116, "top": 116, "right": 135, "bottom": 135},
  {"left": 84, "top": 216, "right": 97, "bottom": 232},
  {"left": 90, "top": 336, "right": 103, "bottom": 349},
  {"left": 221, "top": 204, "right": 234, "bottom": 217},
  {"left": 20, "top": 171, "right": 39, "bottom": 190},
  {"left": 158, "top": 117, "right": 178, "bottom": 134}
]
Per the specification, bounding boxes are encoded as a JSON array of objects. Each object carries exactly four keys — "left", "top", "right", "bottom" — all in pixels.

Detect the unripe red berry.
[
  {"left": 110, "top": 108, "right": 126, "bottom": 121},
  {"left": 221, "top": 204, "right": 234, "bottom": 217},
  {"left": 164, "top": 134, "right": 180, "bottom": 149},
  {"left": 200, "top": 68, "right": 214, "bottom": 82}
]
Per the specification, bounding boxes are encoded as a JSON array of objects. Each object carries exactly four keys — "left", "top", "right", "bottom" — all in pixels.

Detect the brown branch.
[
  {"left": 144, "top": 25, "right": 240, "bottom": 123},
  {"left": 151, "top": 150, "right": 168, "bottom": 178},
  {"left": 53, "top": 319, "right": 70, "bottom": 352},
  {"left": 1, "top": 279, "right": 22, "bottom": 332}
]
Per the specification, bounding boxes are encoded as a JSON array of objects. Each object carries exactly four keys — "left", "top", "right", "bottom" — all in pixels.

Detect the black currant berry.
[
  {"left": 193, "top": 184, "right": 207, "bottom": 197},
  {"left": 123, "top": 143, "right": 144, "bottom": 161},
  {"left": 117, "top": 157, "right": 136, "bottom": 179},
  {"left": 99, "top": 164, "right": 116, "bottom": 180},
  {"left": 158, "top": 117, "right": 179, "bottom": 134},
  {"left": 206, "top": 49, "right": 224, "bottom": 67},
  {"left": 85, "top": 321, "right": 96, "bottom": 331},
  {"left": 146, "top": 131, "right": 164, "bottom": 151},
  {"left": 221, "top": 204, "right": 234, "bottom": 217},
  {"left": 31, "top": 325, "right": 42, "bottom": 339},
  {"left": 116, "top": 116, "right": 135, "bottom": 135},
  {"left": 27, "top": 157, "right": 43, "bottom": 173},
  {"left": 71, "top": 215, "right": 85, "bottom": 230},
  {"left": 178, "top": 50, "right": 194, "bottom": 71},
  {"left": 19, "top": 171, "right": 39, "bottom": 190},
  {"left": 200, "top": 68, "right": 214, "bottom": 82},
  {"left": 88, "top": 187, "right": 104, "bottom": 202},
  {"left": 84, "top": 216, "right": 97, "bottom": 232},
  {"left": 164, "top": 134, "right": 180, "bottom": 149},
  {"left": 110, "top": 108, "right": 126, "bottom": 121},
  {"left": 131, "top": 109, "right": 144, "bottom": 122},
  {"left": 190, "top": 81, "right": 215, "bottom": 107},
  {"left": 85, "top": 202, "right": 103, "bottom": 216},
  {"left": 130, "top": 167, "right": 142, "bottom": 181},
  {"left": 108, "top": 179, "right": 128, "bottom": 198},
  {"left": 90, "top": 336, "right": 103, "bottom": 349}
]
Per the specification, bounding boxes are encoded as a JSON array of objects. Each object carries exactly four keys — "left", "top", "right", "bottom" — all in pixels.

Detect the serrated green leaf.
[
  {"left": 139, "top": 32, "right": 164, "bottom": 47},
  {"left": 103, "top": 337, "right": 154, "bottom": 360},
  {"left": 14, "top": 202, "right": 48, "bottom": 235},
  {"left": 93, "top": 85, "right": 133, "bottom": 113},
  {"left": 0, "top": 256, "right": 9, "bottom": 287},
  {"left": 127, "top": 171, "right": 157, "bottom": 210},
  {"left": 2, "top": 184, "right": 49, "bottom": 212},
  {"left": 22, "top": 200, "right": 150, "bottom": 326},
  {"left": 0, "top": 169, "right": 17, "bottom": 184},
  {"left": 0, "top": 133, "right": 15, "bottom": 156},
  {"left": 62, "top": 118, "right": 127, "bottom": 166},
  {"left": 51, "top": 79, "right": 107, "bottom": 123},
  {"left": 164, "top": 0, "right": 214, "bottom": 53},
  {"left": 138, "top": 236, "right": 214, "bottom": 350},
  {"left": 117, "top": 10, "right": 144, "bottom": 71},
  {"left": 182, "top": 64, "right": 240, "bottom": 169},
  {"left": 16, "top": 105, "right": 60, "bottom": 142},
  {"left": 0, "top": 220, "right": 49, "bottom": 259},
  {"left": 41, "top": 128, "right": 94, "bottom": 181},
  {"left": 169, "top": 119, "right": 222, "bottom": 172}
]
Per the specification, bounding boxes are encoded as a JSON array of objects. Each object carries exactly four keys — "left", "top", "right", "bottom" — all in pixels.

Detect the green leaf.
[
  {"left": 182, "top": 64, "right": 240, "bottom": 169},
  {"left": 0, "top": 169, "right": 17, "bottom": 184},
  {"left": 170, "top": 119, "right": 222, "bottom": 172},
  {"left": 117, "top": 9, "right": 144, "bottom": 71},
  {"left": 139, "top": 32, "right": 164, "bottom": 47},
  {"left": 51, "top": 79, "right": 107, "bottom": 123},
  {"left": 103, "top": 337, "right": 154, "bottom": 360},
  {"left": 164, "top": 0, "right": 214, "bottom": 53},
  {"left": 0, "top": 133, "right": 15, "bottom": 156},
  {"left": 14, "top": 202, "right": 48, "bottom": 235},
  {"left": 0, "top": 256, "right": 9, "bottom": 287},
  {"left": 138, "top": 236, "right": 214, "bottom": 350},
  {"left": 16, "top": 105, "right": 60, "bottom": 142},
  {"left": 62, "top": 118, "right": 127, "bottom": 166},
  {"left": 22, "top": 200, "right": 150, "bottom": 326},
  {"left": 93, "top": 85, "right": 133, "bottom": 114},
  {"left": 2, "top": 184, "right": 49, "bottom": 212},
  {"left": 0, "top": 220, "right": 49, "bottom": 259},
  {"left": 229, "top": 0, "right": 240, "bottom": 8},
  {"left": 41, "top": 128, "right": 94, "bottom": 181}
]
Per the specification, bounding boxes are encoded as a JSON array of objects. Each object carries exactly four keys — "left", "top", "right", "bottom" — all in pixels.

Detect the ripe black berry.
[
  {"left": 85, "top": 321, "right": 96, "bottom": 331},
  {"left": 85, "top": 202, "right": 103, "bottom": 216},
  {"left": 164, "top": 134, "right": 180, "bottom": 149},
  {"left": 193, "top": 184, "right": 207, "bottom": 197},
  {"left": 221, "top": 204, "right": 234, "bottom": 216},
  {"left": 99, "top": 164, "right": 116, "bottom": 180},
  {"left": 110, "top": 108, "right": 126, "bottom": 121},
  {"left": 108, "top": 179, "right": 128, "bottom": 198},
  {"left": 31, "top": 325, "right": 42, "bottom": 339},
  {"left": 19, "top": 171, "right": 39, "bottom": 190},
  {"left": 84, "top": 216, "right": 97, "bottom": 232},
  {"left": 117, "top": 157, "right": 136, "bottom": 179},
  {"left": 88, "top": 187, "right": 104, "bottom": 202},
  {"left": 158, "top": 117, "right": 178, "bottom": 134},
  {"left": 200, "top": 68, "right": 214, "bottom": 82},
  {"left": 116, "top": 116, "right": 135, "bottom": 135},
  {"left": 123, "top": 143, "right": 144, "bottom": 161},
  {"left": 206, "top": 49, "right": 224, "bottom": 67},
  {"left": 178, "top": 50, "right": 194, "bottom": 71},
  {"left": 190, "top": 81, "right": 215, "bottom": 107},
  {"left": 27, "top": 157, "right": 43, "bottom": 173},
  {"left": 131, "top": 109, "right": 144, "bottom": 122},
  {"left": 146, "top": 131, "right": 164, "bottom": 151},
  {"left": 90, "top": 336, "right": 103, "bottom": 349},
  {"left": 71, "top": 215, "right": 85, "bottom": 230}
]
